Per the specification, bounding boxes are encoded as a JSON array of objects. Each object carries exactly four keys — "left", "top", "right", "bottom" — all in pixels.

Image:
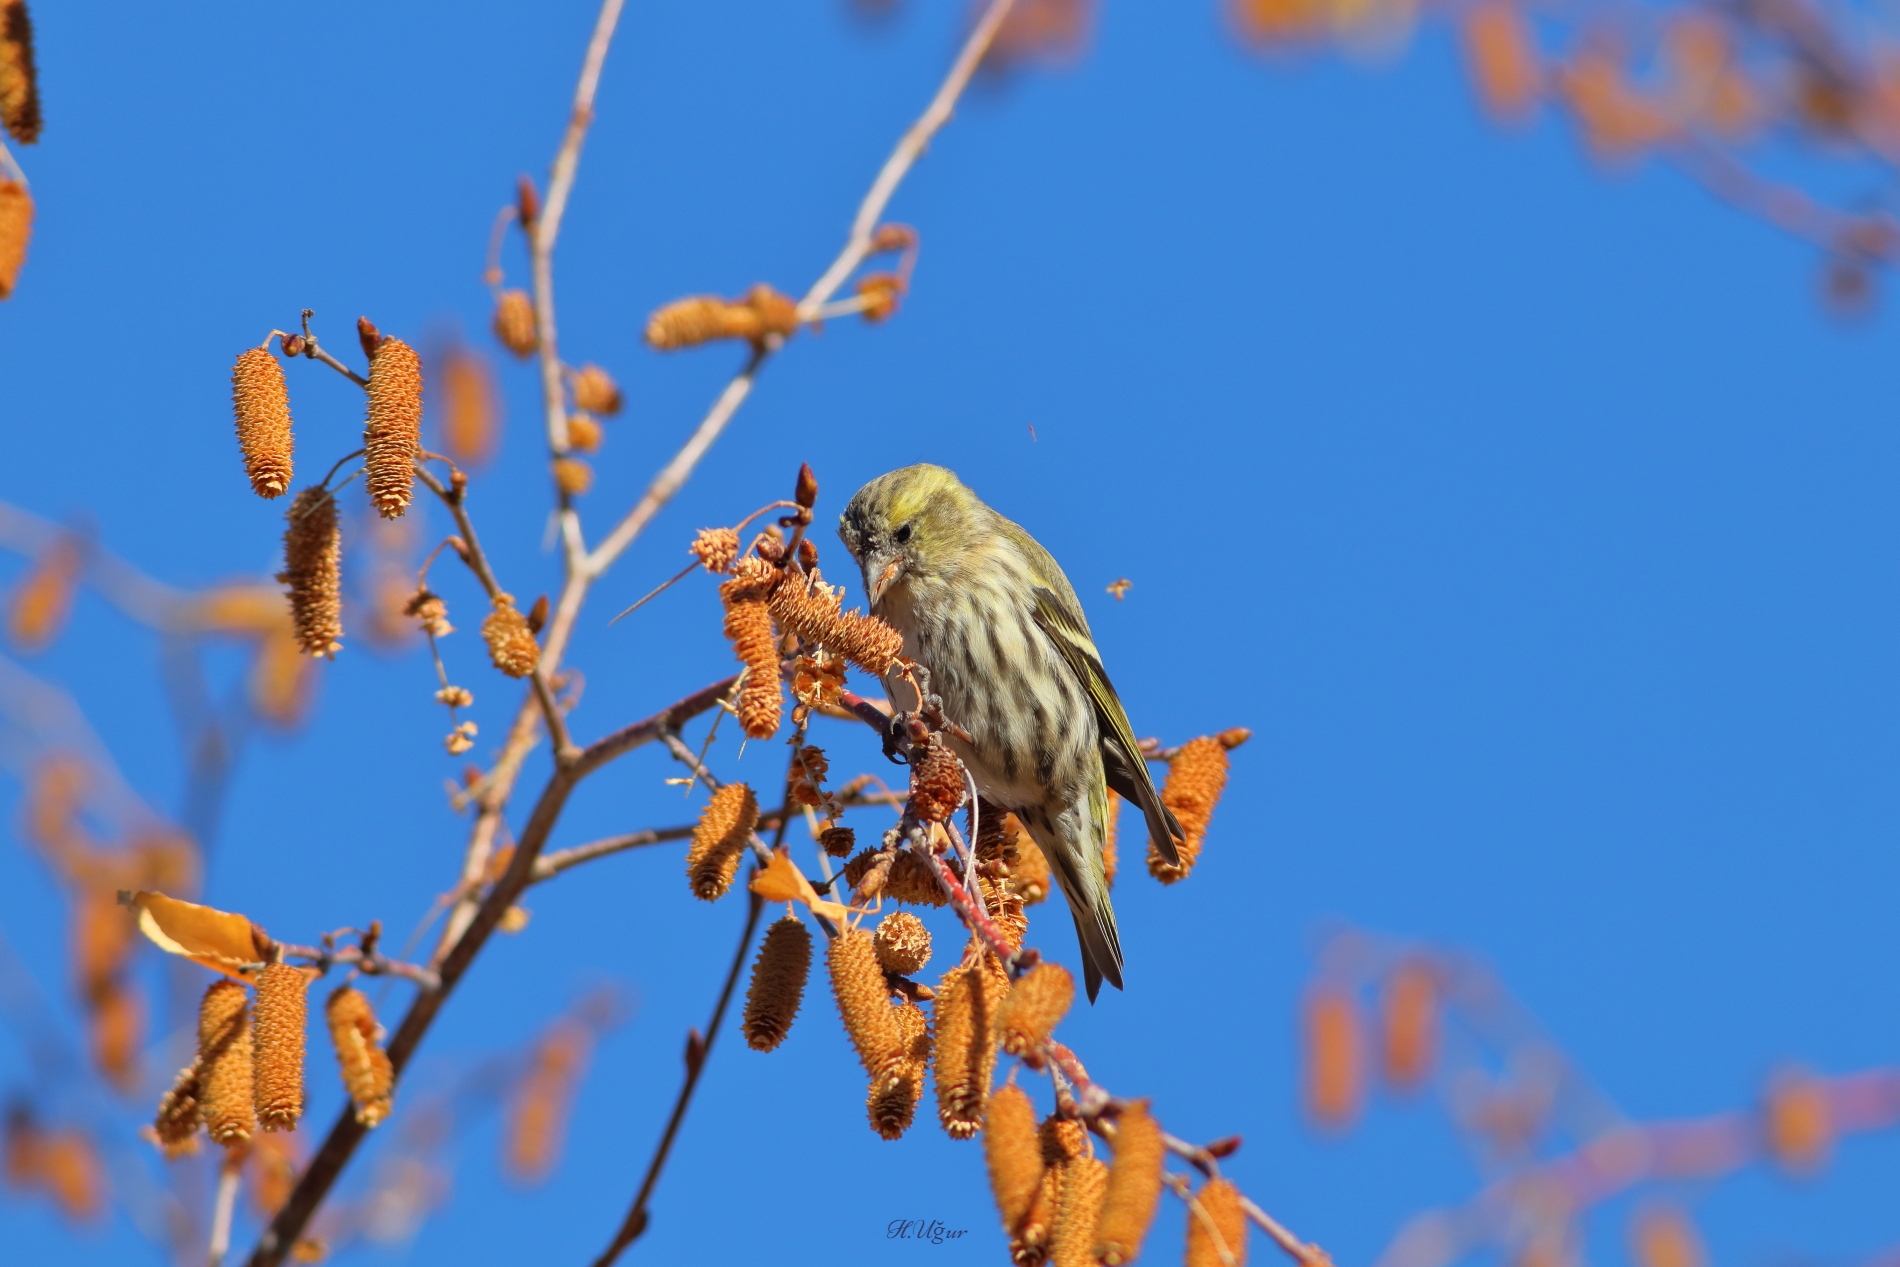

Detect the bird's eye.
[{"left": 894, "top": 523, "right": 913, "bottom": 545}]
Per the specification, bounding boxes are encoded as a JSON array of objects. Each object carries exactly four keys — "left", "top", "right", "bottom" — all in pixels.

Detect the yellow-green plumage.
[{"left": 839, "top": 464, "right": 1183, "bottom": 1001}]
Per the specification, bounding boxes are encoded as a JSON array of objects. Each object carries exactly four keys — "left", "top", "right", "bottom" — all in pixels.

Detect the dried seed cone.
[
  {"left": 0, "top": 0, "right": 39, "bottom": 145},
  {"left": 1011, "top": 832, "right": 1052, "bottom": 905},
  {"left": 908, "top": 740, "right": 967, "bottom": 824},
  {"left": 325, "top": 987, "right": 394, "bottom": 1128},
  {"left": 197, "top": 980, "right": 255, "bottom": 1146},
  {"left": 1095, "top": 1101, "right": 1166, "bottom": 1265},
  {"left": 152, "top": 1067, "right": 202, "bottom": 1159},
  {"left": 1185, "top": 1178, "right": 1248, "bottom": 1267},
  {"left": 570, "top": 364, "right": 621, "bottom": 415},
  {"left": 277, "top": 488, "right": 342, "bottom": 659},
  {"left": 690, "top": 527, "right": 740, "bottom": 574},
  {"left": 1147, "top": 736, "right": 1231, "bottom": 884},
  {"left": 491, "top": 289, "right": 538, "bottom": 355},
  {"left": 721, "top": 561, "right": 782, "bottom": 739},
  {"left": 984, "top": 1084, "right": 1044, "bottom": 1237},
  {"left": 552, "top": 457, "right": 593, "bottom": 496},
  {"left": 982, "top": 874, "right": 1029, "bottom": 953},
  {"left": 482, "top": 594, "right": 540, "bottom": 678},
  {"left": 829, "top": 927, "right": 902, "bottom": 1078},
  {"left": 363, "top": 336, "right": 423, "bottom": 519},
  {"left": 742, "top": 915, "right": 812, "bottom": 1052},
  {"left": 232, "top": 345, "right": 294, "bottom": 498},
  {"left": 251, "top": 962, "right": 308, "bottom": 1132},
  {"left": 566, "top": 412, "right": 602, "bottom": 453},
  {"left": 685, "top": 782, "right": 758, "bottom": 902},
  {"left": 867, "top": 1001, "right": 930, "bottom": 1139},
  {"left": 933, "top": 963, "right": 1000, "bottom": 1140},
  {"left": 0, "top": 179, "right": 28, "bottom": 299},
  {"left": 873, "top": 911, "right": 932, "bottom": 976},
  {"left": 998, "top": 963, "right": 1072, "bottom": 1057},
  {"left": 818, "top": 824, "right": 856, "bottom": 858},
  {"left": 843, "top": 846, "right": 948, "bottom": 907},
  {"left": 1051, "top": 1154, "right": 1108, "bottom": 1267},
  {"left": 766, "top": 569, "right": 905, "bottom": 676}
]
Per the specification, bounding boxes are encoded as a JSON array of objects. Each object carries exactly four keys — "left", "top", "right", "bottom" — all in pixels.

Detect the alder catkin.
[
  {"left": 325, "top": 986, "right": 394, "bottom": 1128},
  {"left": 933, "top": 963, "right": 1000, "bottom": 1140},
  {"left": 984, "top": 1084, "right": 1044, "bottom": 1237},
  {"left": 907, "top": 739, "right": 966, "bottom": 824},
  {"left": 873, "top": 910, "right": 932, "bottom": 976},
  {"left": 1185, "top": 1178, "right": 1248, "bottom": 1267},
  {"left": 0, "top": 0, "right": 39, "bottom": 145},
  {"left": 828, "top": 927, "right": 901, "bottom": 1078},
  {"left": 569, "top": 364, "right": 621, "bottom": 415},
  {"left": 1011, "top": 832, "right": 1052, "bottom": 906},
  {"left": 482, "top": 594, "right": 540, "bottom": 678},
  {"left": 742, "top": 915, "right": 811, "bottom": 1052},
  {"left": 1380, "top": 958, "right": 1438, "bottom": 1091},
  {"left": 492, "top": 288, "right": 538, "bottom": 356},
  {"left": 1050, "top": 1154, "right": 1108, "bottom": 1267},
  {"left": 251, "top": 962, "right": 308, "bottom": 1132},
  {"left": 552, "top": 456, "right": 593, "bottom": 496},
  {"left": 689, "top": 527, "right": 740, "bottom": 574},
  {"left": 363, "top": 335, "right": 423, "bottom": 519},
  {"left": 766, "top": 568, "right": 906, "bottom": 676},
  {"left": 644, "top": 284, "right": 800, "bottom": 350},
  {"left": 151, "top": 1063, "right": 202, "bottom": 1159},
  {"left": 277, "top": 487, "right": 342, "bottom": 658},
  {"left": 197, "top": 980, "right": 255, "bottom": 1146},
  {"left": 566, "top": 412, "right": 602, "bottom": 453},
  {"left": 0, "top": 179, "right": 29, "bottom": 299},
  {"left": 721, "top": 560, "right": 782, "bottom": 739},
  {"left": 997, "top": 962, "right": 1072, "bottom": 1057},
  {"left": 1094, "top": 1100, "right": 1166, "bottom": 1265},
  {"left": 231, "top": 344, "right": 294, "bottom": 498},
  {"left": 684, "top": 782, "right": 758, "bottom": 902},
  {"left": 1764, "top": 1068, "right": 1833, "bottom": 1172},
  {"left": 867, "top": 1000, "right": 929, "bottom": 1140},
  {"left": 1304, "top": 986, "right": 1363, "bottom": 1129},
  {"left": 1147, "top": 735, "right": 1233, "bottom": 884}
]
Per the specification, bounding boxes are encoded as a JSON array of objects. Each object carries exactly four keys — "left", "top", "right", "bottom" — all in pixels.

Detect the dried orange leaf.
[
  {"left": 749, "top": 847, "right": 852, "bottom": 926},
  {"left": 125, "top": 891, "right": 268, "bottom": 978}
]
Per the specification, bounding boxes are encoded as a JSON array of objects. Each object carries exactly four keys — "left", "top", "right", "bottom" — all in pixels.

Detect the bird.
[{"left": 838, "top": 463, "right": 1184, "bottom": 1001}]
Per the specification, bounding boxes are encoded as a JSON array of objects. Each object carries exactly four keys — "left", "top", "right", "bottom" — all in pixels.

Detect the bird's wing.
[{"left": 1029, "top": 586, "right": 1185, "bottom": 867}]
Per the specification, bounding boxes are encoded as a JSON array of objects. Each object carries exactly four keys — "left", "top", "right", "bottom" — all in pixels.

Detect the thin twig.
[
  {"left": 590, "top": 889, "right": 764, "bottom": 1267},
  {"left": 207, "top": 1147, "right": 243, "bottom": 1267},
  {"left": 274, "top": 942, "right": 442, "bottom": 991},
  {"left": 531, "top": 826, "right": 695, "bottom": 882}
]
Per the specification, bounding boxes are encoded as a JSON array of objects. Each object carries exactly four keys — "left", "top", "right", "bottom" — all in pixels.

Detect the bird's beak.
[{"left": 868, "top": 555, "right": 905, "bottom": 607}]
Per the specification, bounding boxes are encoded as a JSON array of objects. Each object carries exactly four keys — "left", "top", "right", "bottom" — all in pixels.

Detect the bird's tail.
[{"left": 1038, "top": 828, "right": 1124, "bottom": 1003}]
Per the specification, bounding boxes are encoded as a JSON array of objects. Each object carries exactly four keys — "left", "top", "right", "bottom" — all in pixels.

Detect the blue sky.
[{"left": 1, "top": 1, "right": 1896, "bottom": 1264}]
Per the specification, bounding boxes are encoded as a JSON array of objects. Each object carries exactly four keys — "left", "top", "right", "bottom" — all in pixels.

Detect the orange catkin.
[
  {"left": 0, "top": 0, "right": 38, "bottom": 145},
  {"left": 89, "top": 981, "right": 142, "bottom": 1092},
  {"left": 1631, "top": 1205, "right": 1705, "bottom": 1267},
  {"left": 1050, "top": 1154, "right": 1108, "bottom": 1267},
  {"left": 644, "top": 283, "right": 800, "bottom": 350},
  {"left": 689, "top": 526, "right": 740, "bottom": 574},
  {"left": 252, "top": 962, "right": 308, "bottom": 1132},
  {"left": 0, "top": 179, "right": 30, "bottom": 299},
  {"left": 685, "top": 782, "right": 758, "bottom": 902},
  {"left": 438, "top": 345, "right": 499, "bottom": 467},
  {"left": 1380, "top": 958, "right": 1438, "bottom": 1091},
  {"left": 1185, "top": 1178, "right": 1248, "bottom": 1267},
  {"left": 1460, "top": 2, "right": 1541, "bottom": 124},
  {"left": 828, "top": 927, "right": 902, "bottom": 1078},
  {"left": 1764, "top": 1068, "right": 1832, "bottom": 1172},
  {"left": 197, "top": 980, "right": 255, "bottom": 1146},
  {"left": 766, "top": 569, "right": 906, "bottom": 676},
  {"left": 867, "top": 1000, "right": 930, "bottom": 1139},
  {"left": 1011, "top": 831, "right": 1052, "bottom": 906},
  {"left": 552, "top": 457, "right": 593, "bottom": 496},
  {"left": 565, "top": 412, "right": 602, "bottom": 453},
  {"left": 721, "top": 560, "right": 783, "bottom": 739},
  {"left": 363, "top": 335, "right": 423, "bottom": 519},
  {"left": 1303, "top": 986, "right": 1362, "bottom": 1130},
  {"left": 933, "top": 963, "right": 1000, "bottom": 1140},
  {"left": 1147, "top": 734, "right": 1239, "bottom": 884},
  {"left": 482, "top": 594, "right": 540, "bottom": 678},
  {"left": 984, "top": 1084, "right": 1043, "bottom": 1237},
  {"left": 843, "top": 846, "right": 948, "bottom": 908},
  {"left": 277, "top": 488, "right": 343, "bottom": 658},
  {"left": 492, "top": 289, "right": 538, "bottom": 356},
  {"left": 570, "top": 363, "right": 621, "bottom": 415},
  {"left": 1095, "top": 1101, "right": 1166, "bottom": 1265},
  {"left": 151, "top": 1063, "right": 202, "bottom": 1159},
  {"left": 325, "top": 987, "right": 393, "bottom": 1127},
  {"left": 873, "top": 910, "right": 932, "bottom": 976},
  {"left": 232, "top": 344, "right": 294, "bottom": 498},
  {"left": 907, "top": 739, "right": 967, "bottom": 824},
  {"left": 742, "top": 915, "right": 811, "bottom": 1052},
  {"left": 997, "top": 962, "right": 1072, "bottom": 1057},
  {"left": 7, "top": 534, "right": 80, "bottom": 652}
]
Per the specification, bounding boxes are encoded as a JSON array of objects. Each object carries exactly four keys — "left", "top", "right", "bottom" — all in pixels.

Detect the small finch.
[{"left": 840, "top": 464, "right": 1183, "bottom": 1000}]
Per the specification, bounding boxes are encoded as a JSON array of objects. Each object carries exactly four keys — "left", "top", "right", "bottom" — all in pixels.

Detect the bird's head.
[{"left": 838, "top": 463, "right": 982, "bottom": 608}]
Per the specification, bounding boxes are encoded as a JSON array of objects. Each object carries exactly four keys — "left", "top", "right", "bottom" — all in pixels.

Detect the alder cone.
[
  {"left": 197, "top": 980, "right": 255, "bottom": 1146},
  {"left": 742, "top": 915, "right": 811, "bottom": 1052},
  {"left": 492, "top": 289, "right": 538, "bottom": 357},
  {"left": 325, "top": 986, "right": 393, "bottom": 1127},
  {"left": 983, "top": 1084, "right": 1043, "bottom": 1236},
  {"left": 277, "top": 488, "right": 342, "bottom": 658},
  {"left": 232, "top": 345, "right": 294, "bottom": 498},
  {"left": 251, "top": 962, "right": 308, "bottom": 1132}
]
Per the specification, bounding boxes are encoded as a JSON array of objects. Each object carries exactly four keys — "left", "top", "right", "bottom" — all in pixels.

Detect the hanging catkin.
[
  {"left": 984, "top": 1084, "right": 1044, "bottom": 1237},
  {"left": 828, "top": 928, "right": 901, "bottom": 1078},
  {"left": 251, "top": 962, "right": 308, "bottom": 1132},
  {"left": 684, "top": 783, "right": 758, "bottom": 901},
  {"left": 363, "top": 334, "right": 422, "bottom": 519},
  {"left": 0, "top": 179, "right": 32, "bottom": 299},
  {"left": 231, "top": 344, "right": 294, "bottom": 498},
  {"left": 197, "top": 980, "right": 255, "bottom": 1146},
  {"left": 151, "top": 1063, "right": 202, "bottom": 1159},
  {"left": 933, "top": 963, "right": 1000, "bottom": 1140},
  {"left": 1185, "top": 1178, "right": 1248, "bottom": 1267},
  {"left": 325, "top": 986, "right": 394, "bottom": 1127},
  {"left": 0, "top": 0, "right": 40, "bottom": 145},
  {"left": 1094, "top": 1100, "right": 1166, "bottom": 1265},
  {"left": 741, "top": 915, "right": 811, "bottom": 1052},
  {"left": 277, "top": 487, "right": 342, "bottom": 658}
]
